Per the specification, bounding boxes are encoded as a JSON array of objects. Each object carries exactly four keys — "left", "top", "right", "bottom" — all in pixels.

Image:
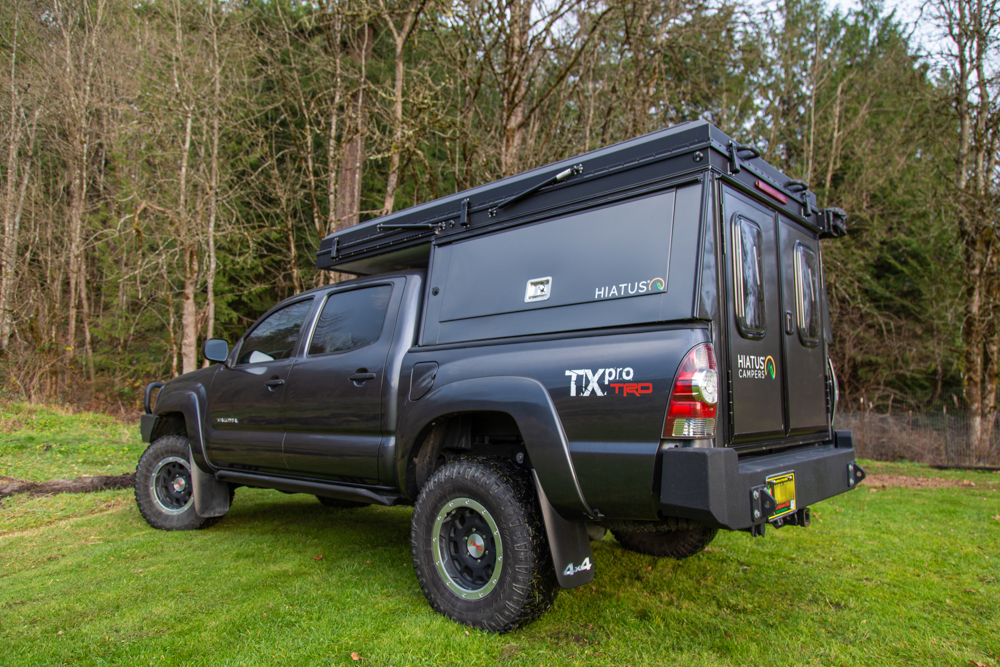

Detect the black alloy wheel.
[
  {"left": 410, "top": 457, "right": 559, "bottom": 633},
  {"left": 134, "top": 435, "right": 230, "bottom": 531}
]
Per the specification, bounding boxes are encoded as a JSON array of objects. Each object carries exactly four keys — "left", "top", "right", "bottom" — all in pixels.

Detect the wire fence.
[{"left": 834, "top": 410, "right": 1000, "bottom": 467}]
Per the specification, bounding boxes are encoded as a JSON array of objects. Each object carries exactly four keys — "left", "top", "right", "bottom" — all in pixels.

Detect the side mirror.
[{"left": 203, "top": 338, "right": 230, "bottom": 363}]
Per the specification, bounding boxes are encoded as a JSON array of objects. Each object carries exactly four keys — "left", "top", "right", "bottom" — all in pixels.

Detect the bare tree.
[
  {"left": 0, "top": 0, "right": 41, "bottom": 352},
  {"left": 378, "top": 0, "right": 429, "bottom": 215},
  {"left": 934, "top": 0, "right": 1000, "bottom": 461}
]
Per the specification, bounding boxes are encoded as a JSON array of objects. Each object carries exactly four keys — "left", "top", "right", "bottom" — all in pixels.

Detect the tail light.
[{"left": 663, "top": 343, "right": 718, "bottom": 438}]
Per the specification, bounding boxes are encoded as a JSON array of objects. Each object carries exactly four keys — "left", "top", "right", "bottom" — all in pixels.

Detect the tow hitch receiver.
[{"left": 772, "top": 507, "right": 811, "bottom": 529}]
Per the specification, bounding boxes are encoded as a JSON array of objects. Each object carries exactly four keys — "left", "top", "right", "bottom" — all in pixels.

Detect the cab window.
[
  {"left": 733, "top": 216, "right": 766, "bottom": 338},
  {"left": 308, "top": 285, "right": 392, "bottom": 356},
  {"left": 795, "top": 243, "right": 821, "bottom": 347},
  {"left": 236, "top": 299, "right": 313, "bottom": 364}
]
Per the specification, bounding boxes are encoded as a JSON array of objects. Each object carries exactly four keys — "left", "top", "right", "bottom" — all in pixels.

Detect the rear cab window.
[{"left": 307, "top": 285, "right": 393, "bottom": 356}]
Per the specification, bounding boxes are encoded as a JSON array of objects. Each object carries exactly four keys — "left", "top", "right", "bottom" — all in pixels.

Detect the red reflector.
[{"left": 755, "top": 180, "right": 787, "bottom": 204}]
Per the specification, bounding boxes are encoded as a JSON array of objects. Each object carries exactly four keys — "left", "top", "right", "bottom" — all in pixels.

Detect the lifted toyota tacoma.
[{"left": 136, "top": 120, "right": 864, "bottom": 633}]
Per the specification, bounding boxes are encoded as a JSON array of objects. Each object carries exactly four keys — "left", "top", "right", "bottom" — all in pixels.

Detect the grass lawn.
[{"left": 1, "top": 403, "right": 999, "bottom": 666}]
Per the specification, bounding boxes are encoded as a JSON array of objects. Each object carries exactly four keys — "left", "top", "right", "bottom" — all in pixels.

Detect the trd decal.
[
  {"left": 609, "top": 383, "right": 653, "bottom": 396},
  {"left": 565, "top": 367, "right": 649, "bottom": 397}
]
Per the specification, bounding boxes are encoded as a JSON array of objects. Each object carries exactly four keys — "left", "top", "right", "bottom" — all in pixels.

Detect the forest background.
[{"left": 0, "top": 0, "right": 997, "bottom": 456}]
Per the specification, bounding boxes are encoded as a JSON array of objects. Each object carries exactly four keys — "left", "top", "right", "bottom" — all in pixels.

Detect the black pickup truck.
[{"left": 136, "top": 120, "right": 864, "bottom": 633}]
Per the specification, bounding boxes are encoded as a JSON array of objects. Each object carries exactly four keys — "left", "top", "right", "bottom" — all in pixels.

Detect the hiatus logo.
[
  {"left": 594, "top": 277, "right": 665, "bottom": 300},
  {"left": 737, "top": 354, "right": 776, "bottom": 380}
]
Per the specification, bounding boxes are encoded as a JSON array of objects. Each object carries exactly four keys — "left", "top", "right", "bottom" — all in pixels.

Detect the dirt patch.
[
  {"left": 0, "top": 473, "right": 134, "bottom": 499},
  {"left": 865, "top": 474, "right": 983, "bottom": 489}
]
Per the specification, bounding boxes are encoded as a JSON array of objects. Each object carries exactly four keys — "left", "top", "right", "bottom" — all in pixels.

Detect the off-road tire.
[
  {"left": 135, "top": 435, "right": 231, "bottom": 531},
  {"left": 411, "top": 458, "right": 559, "bottom": 633},
  {"left": 316, "top": 496, "right": 368, "bottom": 509},
  {"left": 612, "top": 524, "right": 718, "bottom": 559}
]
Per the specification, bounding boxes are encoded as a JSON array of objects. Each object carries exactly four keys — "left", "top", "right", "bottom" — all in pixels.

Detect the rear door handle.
[
  {"left": 265, "top": 379, "right": 285, "bottom": 390},
  {"left": 349, "top": 372, "right": 376, "bottom": 384}
]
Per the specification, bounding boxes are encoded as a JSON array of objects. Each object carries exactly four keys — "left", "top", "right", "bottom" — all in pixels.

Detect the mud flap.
[
  {"left": 189, "top": 446, "right": 230, "bottom": 518},
  {"left": 533, "top": 471, "right": 595, "bottom": 589}
]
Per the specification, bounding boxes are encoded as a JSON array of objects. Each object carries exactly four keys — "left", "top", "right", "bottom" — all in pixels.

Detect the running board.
[{"left": 215, "top": 471, "right": 404, "bottom": 507}]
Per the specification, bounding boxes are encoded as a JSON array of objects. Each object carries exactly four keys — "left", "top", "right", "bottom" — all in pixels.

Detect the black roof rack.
[{"left": 316, "top": 120, "right": 830, "bottom": 275}]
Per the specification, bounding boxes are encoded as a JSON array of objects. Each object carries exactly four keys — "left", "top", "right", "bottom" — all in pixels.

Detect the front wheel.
[
  {"left": 410, "top": 458, "right": 559, "bottom": 633},
  {"left": 135, "top": 435, "right": 227, "bottom": 531}
]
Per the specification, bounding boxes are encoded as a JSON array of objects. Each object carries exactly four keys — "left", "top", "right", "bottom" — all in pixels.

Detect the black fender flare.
[
  {"left": 152, "top": 382, "right": 213, "bottom": 473},
  {"left": 396, "top": 375, "right": 597, "bottom": 522}
]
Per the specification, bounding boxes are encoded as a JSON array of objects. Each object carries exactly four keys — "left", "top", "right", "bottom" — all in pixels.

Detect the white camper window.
[{"left": 732, "top": 216, "right": 766, "bottom": 339}]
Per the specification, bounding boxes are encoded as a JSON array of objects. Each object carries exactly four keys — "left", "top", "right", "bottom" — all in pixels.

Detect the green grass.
[
  {"left": 1, "top": 404, "right": 999, "bottom": 666},
  {"left": 0, "top": 403, "right": 143, "bottom": 482}
]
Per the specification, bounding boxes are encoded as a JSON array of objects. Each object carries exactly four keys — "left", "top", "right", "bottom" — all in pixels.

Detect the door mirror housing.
[{"left": 203, "top": 338, "right": 230, "bottom": 363}]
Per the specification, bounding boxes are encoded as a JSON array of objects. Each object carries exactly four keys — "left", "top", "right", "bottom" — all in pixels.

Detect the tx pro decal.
[
  {"left": 737, "top": 354, "right": 776, "bottom": 379},
  {"left": 565, "top": 367, "right": 652, "bottom": 397},
  {"left": 594, "top": 277, "right": 665, "bottom": 300}
]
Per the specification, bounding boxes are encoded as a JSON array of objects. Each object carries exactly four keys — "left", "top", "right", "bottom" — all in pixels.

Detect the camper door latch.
[{"left": 459, "top": 198, "right": 470, "bottom": 227}]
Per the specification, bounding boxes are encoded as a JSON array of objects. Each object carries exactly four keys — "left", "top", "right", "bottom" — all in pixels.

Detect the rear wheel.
[
  {"left": 410, "top": 458, "right": 559, "bottom": 633},
  {"left": 612, "top": 524, "right": 718, "bottom": 559},
  {"left": 135, "top": 435, "right": 230, "bottom": 531}
]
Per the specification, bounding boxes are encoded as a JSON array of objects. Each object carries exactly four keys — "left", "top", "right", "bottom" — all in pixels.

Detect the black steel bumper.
[{"left": 659, "top": 430, "right": 863, "bottom": 530}]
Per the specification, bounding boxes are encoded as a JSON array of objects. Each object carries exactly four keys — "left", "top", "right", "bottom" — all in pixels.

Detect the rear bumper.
[{"left": 659, "top": 431, "right": 862, "bottom": 530}]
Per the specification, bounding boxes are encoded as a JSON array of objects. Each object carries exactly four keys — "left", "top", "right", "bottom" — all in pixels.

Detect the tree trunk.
[
  {"left": 334, "top": 24, "right": 374, "bottom": 230},
  {"left": 204, "top": 0, "right": 222, "bottom": 361},
  {"left": 380, "top": 0, "right": 428, "bottom": 216},
  {"left": 178, "top": 111, "right": 198, "bottom": 375}
]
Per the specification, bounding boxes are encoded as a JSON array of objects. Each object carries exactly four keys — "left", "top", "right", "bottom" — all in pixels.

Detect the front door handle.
[
  {"left": 349, "top": 372, "right": 376, "bottom": 385},
  {"left": 265, "top": 379, "right": 285, "bottom": 390}
]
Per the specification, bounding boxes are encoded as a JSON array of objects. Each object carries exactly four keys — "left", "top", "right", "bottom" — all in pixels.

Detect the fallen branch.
[{"left": 0, "top": 473, "right": 134, "bottom": 499}]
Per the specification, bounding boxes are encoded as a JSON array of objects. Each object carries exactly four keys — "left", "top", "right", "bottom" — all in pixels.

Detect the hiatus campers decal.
[
  {"left": 594, "top": 277, "right": 665, "bottom": 300},
  {"left": 737, "top": 354, "right": 776, "bottom": 379},
  {"left": 565, "top": 367, "right": 652, "bottom": 397}
]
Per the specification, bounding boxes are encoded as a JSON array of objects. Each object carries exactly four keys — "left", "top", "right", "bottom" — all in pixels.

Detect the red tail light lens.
[{"left": 663, "top": 343, "right": 718, "bottom": 438}]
